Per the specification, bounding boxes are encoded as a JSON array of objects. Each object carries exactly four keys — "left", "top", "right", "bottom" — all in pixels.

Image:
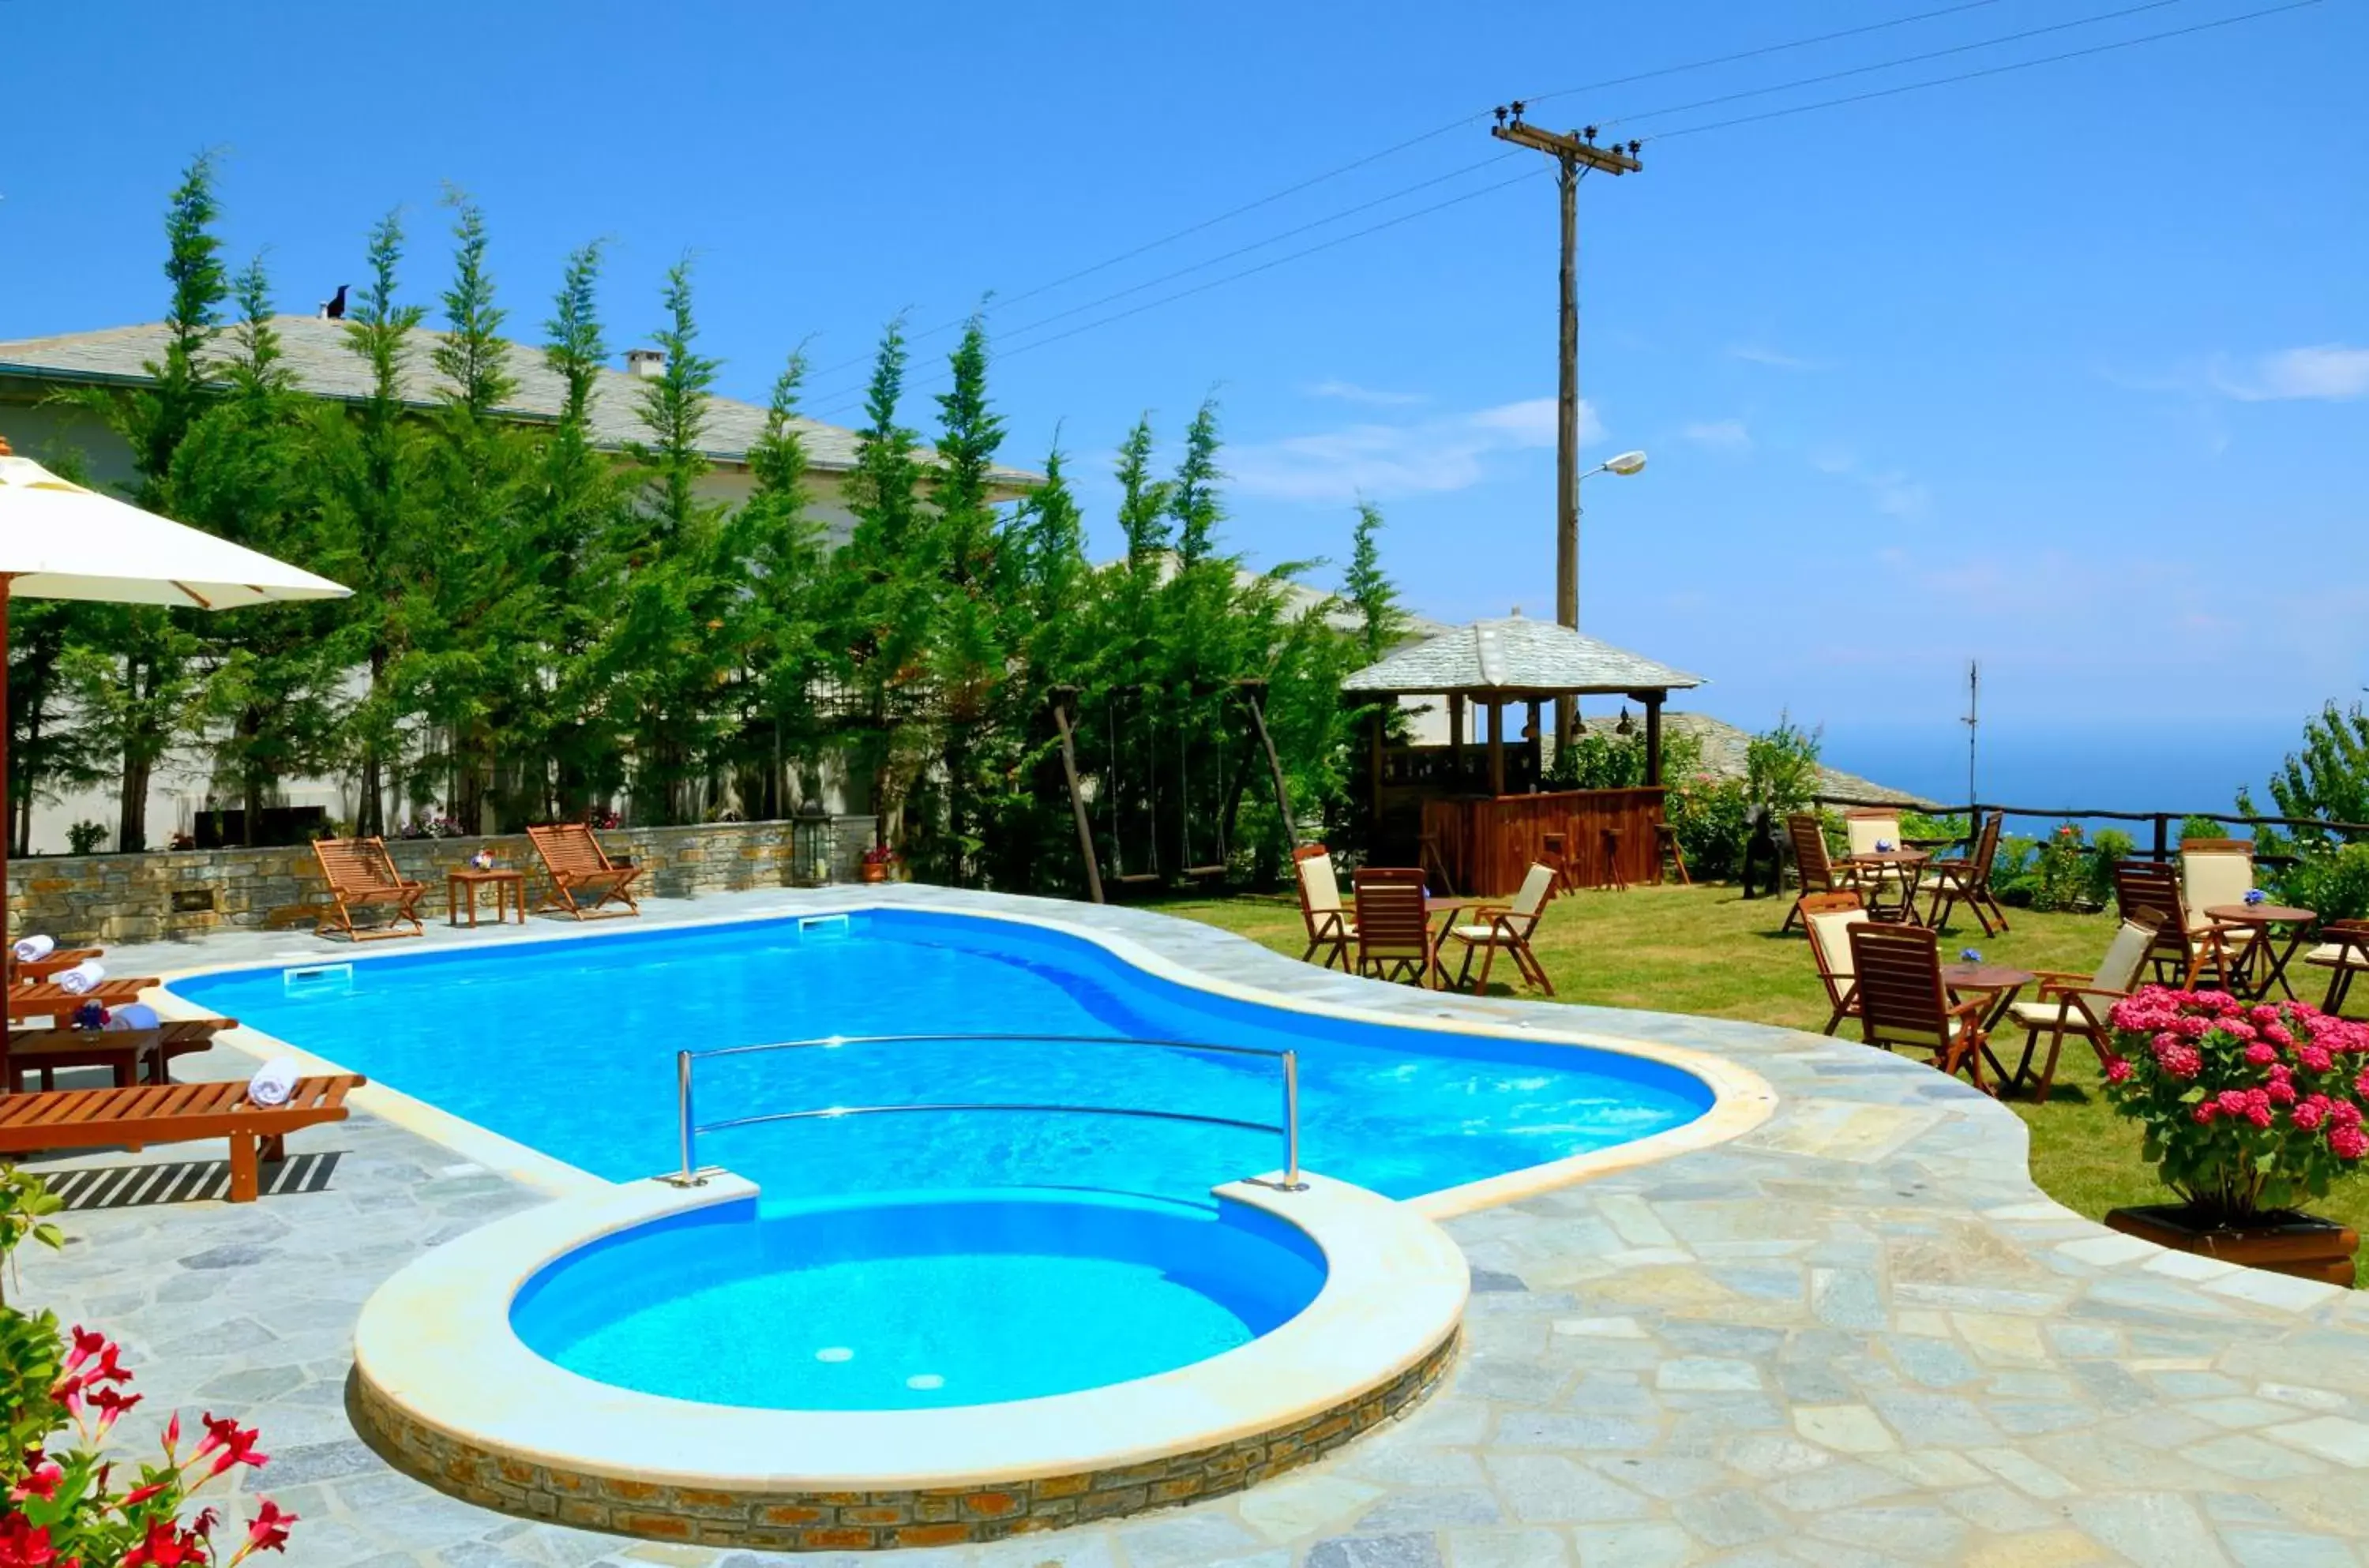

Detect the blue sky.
[{"left": 3, "top": 0, "right": 2363, "bottom": 790}]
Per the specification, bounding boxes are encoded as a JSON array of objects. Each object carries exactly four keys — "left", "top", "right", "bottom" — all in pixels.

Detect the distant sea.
[{"left": 1815, "top": 720, "right": 2303, "bottom": 821}]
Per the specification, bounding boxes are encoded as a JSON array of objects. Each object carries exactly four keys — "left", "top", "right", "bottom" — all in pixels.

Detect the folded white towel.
[
  {"left": 54, "top": 960, "right": 105, "bottom": 995},
  {"left": 106, "top": 1003, "right": 160, "bottom": 1032},
  {"left": 246, "top": 1059, "right": 299, "bottom": 1108},
  {"left": 12, "top": 936, "right": 54, "bottom": 962}
]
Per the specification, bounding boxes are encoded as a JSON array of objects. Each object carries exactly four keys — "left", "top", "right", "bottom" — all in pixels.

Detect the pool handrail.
[{"left": 668, "top": 1033, "right": 1304, "bottom": 1194}]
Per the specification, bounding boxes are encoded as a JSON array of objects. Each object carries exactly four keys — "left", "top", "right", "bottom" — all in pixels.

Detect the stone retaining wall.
[
  {"left": 351, "top": 1329, "right": 1457, "bottom": 1551},
  {"left": 5, "top": 816, "right": 878, "bottom": 945}
]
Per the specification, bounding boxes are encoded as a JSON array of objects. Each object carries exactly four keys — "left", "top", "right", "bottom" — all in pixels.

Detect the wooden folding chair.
[
  {"left": 1800, "top": 891, "right": 1871, "bottom": 1034},
  {"left": 1444, "top": 862, "right": 1558, "bottom": 996},
  {"left": 2004, "top": 918, "right": 2153, "bottom": 1101},
  {"left": 2112, "top": 858, "right": 2237, "bottom": 988},
  {"left": 1293, "top": 845, "right": 1354, "bottom": 971},
  {"left": 1923, "top": 810, "right": 2010, "bottom": 936},
  {"left": 2307, "top": 920, "right": 2369, "bottom": 1017},
  {"left": 1782, "top": 813, "right": 1848, "bottom": 933},
  {"left": 1849, "top": 922, "right": 1992, "bottom": 1091},
  {"left": 1351, "top": 868, "right": 1434, "bottom": 986},
  {"left": 311, "top": 837, "right": 427, "bottom": 942},
  {"left": 527, "top": 823, "right": 644, "bottom": 921}
]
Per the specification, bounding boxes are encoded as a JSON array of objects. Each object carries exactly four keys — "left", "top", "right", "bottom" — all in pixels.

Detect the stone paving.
[{"left": 15, "top": 885, "right": 2369, "bottom": 1568}]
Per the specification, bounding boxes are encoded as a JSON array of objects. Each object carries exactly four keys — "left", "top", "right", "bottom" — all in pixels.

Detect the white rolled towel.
[
  {"left": 12, "top": 935, "right": 54, "bottom": 962},
  {"left": 54, "top": 960, "right": 105, "bottom": 995},
  {"left": 106, "top": 1003, "right": 160, "bottom": 1032},
  {"left": 246, "top": 1059, "right": 299, "bottom": 1108}
]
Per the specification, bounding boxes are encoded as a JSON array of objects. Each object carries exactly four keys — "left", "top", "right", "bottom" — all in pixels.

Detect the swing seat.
[
  {"left": 1184, "top": 863, "right": 1228, "bottom": 880},
  {"left": 1112, "top": 871, "right": 1164, "bottom": 887}
]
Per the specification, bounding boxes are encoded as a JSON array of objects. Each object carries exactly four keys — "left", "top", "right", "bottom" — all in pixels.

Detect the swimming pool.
[{"left": 174, "top": 907, "right": 1710, "bottom": 1204}]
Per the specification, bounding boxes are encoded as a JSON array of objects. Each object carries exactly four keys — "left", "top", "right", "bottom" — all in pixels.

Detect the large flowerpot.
[
  {"left": 2105, "top": 1205, "right": 2358, "bottom": 1288},
  {"left": 859, "top": 862, "right": 888, "bottom": 884}
]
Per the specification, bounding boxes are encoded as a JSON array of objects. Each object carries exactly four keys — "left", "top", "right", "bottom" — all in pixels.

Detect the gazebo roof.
[{"left": 1341, "top": 617, "right": 1704, "bottom": 699}]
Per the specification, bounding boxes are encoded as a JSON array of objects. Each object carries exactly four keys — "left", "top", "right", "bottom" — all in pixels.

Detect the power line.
[
  {"left": 802, "top": 0, "right": 2326, "bottom": 424},
  {"left": 1649, "top": 0, "right": 2326, "bottom": 140},
  {"left": 795, "top": 0, "right": 2029, "bottom": 383},
  {"left": 1601, "top": 0, "right": 2193, "bottom": 132},
  {"left": 798, "top": 151, "right": 1526, "bottom": 412}
]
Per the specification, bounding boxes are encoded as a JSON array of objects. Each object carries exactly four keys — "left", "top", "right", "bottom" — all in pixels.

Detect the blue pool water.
[
  {"left": 174, "top": 908, "right": 1708, "bottom": 1205},
  {"left": 512, "top": 1191, "right": 1327, "bottom": 1409}
]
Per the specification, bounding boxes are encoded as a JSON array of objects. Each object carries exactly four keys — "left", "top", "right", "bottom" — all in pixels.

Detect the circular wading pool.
[
  {"left": 353, "top": 1172, "right": 1467, "bottom": 1551},
  {"left": 510, "top": 1189, "right": 1328, "bottom": 1410}
]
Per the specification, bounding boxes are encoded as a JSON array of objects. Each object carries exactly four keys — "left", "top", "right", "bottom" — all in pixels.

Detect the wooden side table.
[{"left": 447, "top": 868, "right": 527, "bottom": 928}]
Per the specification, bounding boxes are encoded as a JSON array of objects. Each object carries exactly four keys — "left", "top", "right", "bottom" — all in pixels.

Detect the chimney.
[{"left": 625, "top": 348, "right": 666, "bottom": 381}]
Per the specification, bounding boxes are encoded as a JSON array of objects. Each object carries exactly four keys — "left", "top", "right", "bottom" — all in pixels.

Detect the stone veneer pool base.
[{"left": 351, "top": 1328, "right": 1458, "bottom": 1551}]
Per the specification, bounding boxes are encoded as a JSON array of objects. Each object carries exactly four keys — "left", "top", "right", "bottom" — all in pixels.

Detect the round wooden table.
[
  {"left": 1943, "top": 962, "right": 2036, "bottom": 1091},
  {"left": 1424, "top": 895, "right": 1489, "bottom": 988},
  {"left": 1845, "top": 849, "right": 1931, "bottom": 922},
  {"left": 2206, "top": 902, "right": 2318, "bottom": 1000}
]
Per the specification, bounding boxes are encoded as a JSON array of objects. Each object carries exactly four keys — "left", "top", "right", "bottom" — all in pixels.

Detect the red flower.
[
  {"left": 7, "top": 1462, "right": 61, "bottom": 1506},
  {"left": 122, "top": 1482, "right": 170, "bottom": 1509},
  {"left": 195, "top": 1415, "right": 264, "bottom": 1478},
  {"left": 0, "top": 1514, "right": 58, "bottom": 1568},
  {"left": 2294, "top": 1097, "right": 2329, "bottom": 1131},
  {"left": 2104, "top": 1056, "right": 2134, "bottom": 1084},
  {"left": 2243, "top": 1043, "right": 2278, "bottom": 1067},
  {"left": 242, "top": 1499, "right": 296, "bottom": 1555},
  {"left": 2333, "top": 1125, "right": 2369, "bottom": 1161},
  {"left": 64, "top": 1326, "right": 105, "bottom": 1373},
  {"left": 2194, "top": 1102, "right": 2219, "bottom": 1125},
  {"left": 2300, "top": 1045, "right": 2335, "bottom": 1073},
  {"left": 118, "top": 1517, "right": 204, "bottom": 1568}
]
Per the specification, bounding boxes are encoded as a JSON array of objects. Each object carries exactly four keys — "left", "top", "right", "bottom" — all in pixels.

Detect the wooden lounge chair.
[
  {"left": 1351, "top": 868, "right": 1434, "bottom": 986},
  {"left": 0, "top": 1073, "right": 364, "bottom": 1202},
  {"left": 1444, "top": 861, "right": 1558, "bottom": 996},
  {"left": 1923, "top": 811, "right": 2010, "bottom": 936},
  {"left": 1849, "top": 922, "right": 1992, "bottom": 1091},
  {"left": 2306, "top": 920, "right": 2369, "bottom": 1017},
  {"left": 1781, "top": 813, "right": 1849, "bottom": 933},
  {"left": 8, "top": 977, "right": 157, "bottom": 1026},
  {"left": 1800, "top": 891, "right": 1872, "bottom": 1034},
  {"left": 312, "top": 836, "right": 427, "bottom": 943},
  {"left": 1293, "top": 845, "right": 1355, "bottom": 971},
  {"left": 2, "top": 1016, "right": 235, "bottom": 1093},
  {"left": 2112, "top": 858, "right": 2237, "bottom": 988},
  {"left": 2003, "top": 918, "right": 2153, "bottom": 1102},
  {"left": 11, "top": 948, "right": 104, "bottom": 985},
  {"left": 527, "top": 823, "right": 643, "bottom": 921}
]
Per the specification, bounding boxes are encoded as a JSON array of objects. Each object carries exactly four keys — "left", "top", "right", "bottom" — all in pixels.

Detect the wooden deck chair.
[
  {"left": 1849, "top": 922, "right": 1992, "bottom": 1091},
  {"left": 8, "top": 977, "right": 158, "bottom": 1027},
  {"left": 1351, "top": 868, "right": 1434, "bottom": 986},
  {"left": 0, "top": 1073, "right": 364, "bottom": 1202},
  {"left": 2306, "top": 920, "right": 2369, "bottom": 1017},
  {"left": 1800, "top": 891, "right": 1872, "bottom": 1034},
  {"left": 2112, "top": 858, "right": 2236, "bottom": 989},
  {"left": 311, "top": 837, "right": 426, "bottom": 942},
  {"left": 10, "top": 948, "right": 104, "bottom": 985},
  {"left": 1781, "top": 813, "right": 1848, "bottom": 932},
  {"left": 2003, "top": 918, "right": 2153, "bottom": 1102},
  {"left": 1445, "top": 861, "right": 1559, "bottom": 996},
  {"left": 1923, "top": 811, "right": 2010, "bottom": 936},
  {"left": 527, "top": 823, "right": 643, "bottom": 920},
  {"left": 1842, "top": 807, "right": 1911, "bottom": 908},
  {"left": 2179, "top": 837, "right": 2264, "bottom": 985},
  {"left": 1293, "top": 846, "right": 1355, "bottom": 970}
]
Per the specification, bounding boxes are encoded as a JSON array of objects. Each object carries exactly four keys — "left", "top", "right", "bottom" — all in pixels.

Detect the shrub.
[
  {"left": 2179, "top": 814, "right": 2235, "bottom": 844},
  {"left": 2104, "top": 988, "right": 2369, "bottom": 1225},
  {"left": 1669, "top": 776, "right": 1750, "bottom": 882},
  {"left": 0, "top": 1164, "right": 297, "bottom": 1566},
  {"left": 65, "top": 823, "right": 109, "bottom": 857},
  {"left": 2280, "top": 842, "right": 2369, "bottom": 923}
]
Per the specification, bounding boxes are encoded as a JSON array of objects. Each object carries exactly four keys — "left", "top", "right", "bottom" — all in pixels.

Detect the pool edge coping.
[{"left": 150, "top": 891, "right": 1778, "bottom": 1216}]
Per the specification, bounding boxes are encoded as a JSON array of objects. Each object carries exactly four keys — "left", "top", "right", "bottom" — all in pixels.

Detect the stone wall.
[
  {"left": 4, "top": 816, "right": 878, "bottom": 945},
  {"left": 351, "top": 1330, "right": 1457, "bottom": 1551}
]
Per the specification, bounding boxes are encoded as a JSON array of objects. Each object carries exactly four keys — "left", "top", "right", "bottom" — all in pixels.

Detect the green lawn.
[{"left": 1151, "top": 881, "right": 2368, "bottom": 1271}]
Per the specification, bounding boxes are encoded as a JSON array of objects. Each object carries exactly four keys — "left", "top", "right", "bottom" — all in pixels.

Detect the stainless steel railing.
[{"left": 667, "top": 1033, "right": 1304, "bottom": 1192}]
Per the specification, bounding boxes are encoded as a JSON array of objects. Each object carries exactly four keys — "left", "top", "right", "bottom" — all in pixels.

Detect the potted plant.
[
  {"left": 859, "top": 843, "right": 899, "bottom": 884},
  {"left": 2100, "top": 985, "right": 2367, "bottom": 1285}
]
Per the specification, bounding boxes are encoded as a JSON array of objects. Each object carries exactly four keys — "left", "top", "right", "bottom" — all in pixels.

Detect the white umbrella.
[{"left": 0, "top": 439, "right": 352, "bottom": 968}]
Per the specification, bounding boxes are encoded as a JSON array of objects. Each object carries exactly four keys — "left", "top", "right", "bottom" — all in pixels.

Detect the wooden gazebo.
[{"left": 1342, "top": 617, "right": 1704, "bottom": 896}]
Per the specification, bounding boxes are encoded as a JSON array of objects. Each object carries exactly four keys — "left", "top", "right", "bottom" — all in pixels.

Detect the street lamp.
[{"left": 1584, "top": 449, "right": 1648, "bottom": 481}]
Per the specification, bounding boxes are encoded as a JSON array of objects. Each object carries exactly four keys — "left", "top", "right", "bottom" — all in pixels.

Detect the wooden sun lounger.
[
  {"left": 312, "top": 837, "right": 427, "bottom": 942},
  {"left": 527, "top": 823, "right": 642, "bottom": 921},
  {"left": 11, "top": 949, "right": 105, "bottom": 985},
  {"left": 0, "top": 1073, "right": 364, "bottom": 1202},
  {"left": 9, "top": 978, "right": 157, "bottom": 1026}
]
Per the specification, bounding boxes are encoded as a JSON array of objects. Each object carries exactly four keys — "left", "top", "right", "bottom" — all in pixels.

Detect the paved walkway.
[{"left": 17, "top": 886, "right": 2369, "bottom": 1568}]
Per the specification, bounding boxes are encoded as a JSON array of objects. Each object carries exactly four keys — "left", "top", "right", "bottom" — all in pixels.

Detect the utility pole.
[
  {"left": 1963, "top": 659, "right": 1980, "bottom": 811},
  {"left": 1491, "top": 103, "right": 1641, "bottom": 752}
]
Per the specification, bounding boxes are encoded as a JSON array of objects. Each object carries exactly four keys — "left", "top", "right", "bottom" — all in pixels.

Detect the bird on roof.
[{"left": 320, "top": 284, "right": 349, "bottom": 321}]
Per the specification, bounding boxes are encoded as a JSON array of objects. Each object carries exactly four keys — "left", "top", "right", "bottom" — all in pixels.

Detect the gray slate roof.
[
  {"left": 0, "top": 317, "right": 1041, "bottom": 488},
  {"left": 1342, "top": 616, "right": 1703, "bottom": 697}
]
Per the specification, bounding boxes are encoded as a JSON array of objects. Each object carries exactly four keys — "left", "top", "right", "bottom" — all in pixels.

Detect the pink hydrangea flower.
[
  {"left": 2300, "top": 1045, "right": 2335, "bottom": 1073},
  {"left": 2104, "top": 1056, "right": 2134, "bottom": 1084},
  {"left": 2263, "top": 1023, "right": 2295, "bottom": 1048},
  {"left": 2331, "top": 1125, "right": 2369, "bottom": 1161},
  {"left": 2243, "top": 1042, "right": 2278, "bottom": 1067},
  {"left": 2194, "top": 1102, "right": 2219, "bottom": 1124},
  {"left": 2293, "top": 1098, "right": 2328, "bottom": 1131}
]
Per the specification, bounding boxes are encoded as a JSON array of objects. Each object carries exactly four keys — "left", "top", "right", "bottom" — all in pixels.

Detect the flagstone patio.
[{"left": 17, "top": 886, "right": 2369, "bottom": 1567}]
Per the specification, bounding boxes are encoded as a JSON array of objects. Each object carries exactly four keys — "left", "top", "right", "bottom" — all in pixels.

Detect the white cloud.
[
  {"left": 1229, "top": 397, "right": 1603, "bottom": 504},
  {"left": 1809, "top": 448, "right": 1928, "bottom": 520},
  {"left": 2213, "top": 344, "right": 2369, "bottom": 402},
  {"left": 1728, "top": 343, "right": 1826, "bottom": 372},
  {"left": 1681, "top": 418, "right": 1751, "bottom": 452},
  {"left": 1305, "top": 378, "right": 1426, "bottom": 407}
]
